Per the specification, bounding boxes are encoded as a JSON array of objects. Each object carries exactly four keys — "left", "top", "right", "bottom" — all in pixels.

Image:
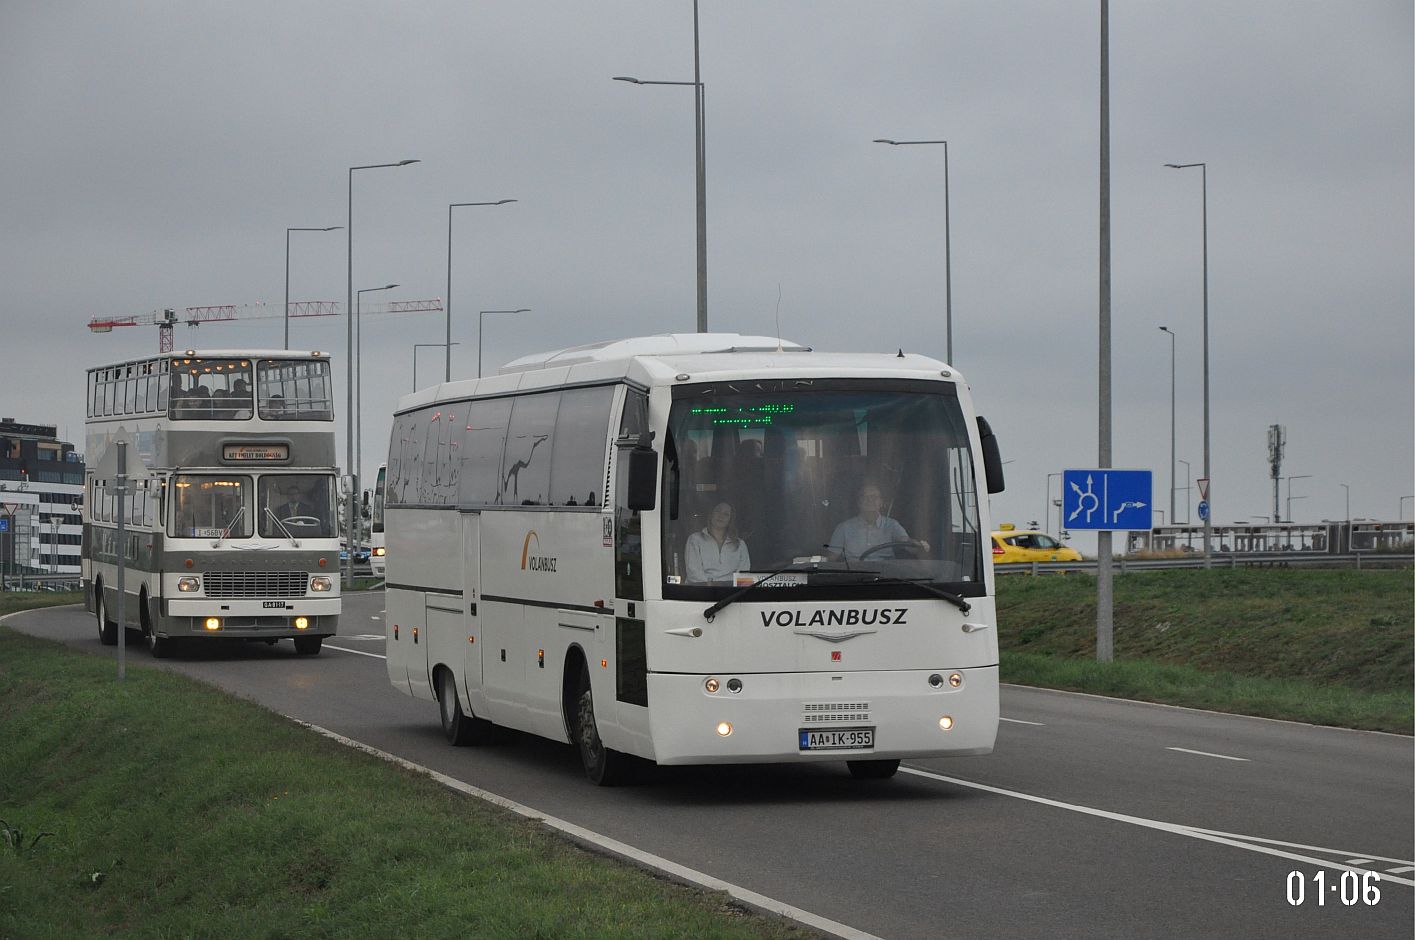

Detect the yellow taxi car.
[{"left": 991, "top": 524, "right": 1083, "bottom": 564}]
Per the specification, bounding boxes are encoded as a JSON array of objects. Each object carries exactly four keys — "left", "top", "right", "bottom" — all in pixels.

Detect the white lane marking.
[
  {"left": 370, "top": 615, "right": 382, "bottom": 621},
  {"left": 1000, "top": 717, "right": 1045, "bottom": 726},
  {"left": 297, "top": 721, "right": 883, "bottom": 940},
  {"left": 900, "top": 767, "right": 1415, "bottom": 887},
  {"left": 1388, "top": 866, "right": 1415, "bottom": 874},
  {"left": 323, "top": 644, "right": 386, "bottom": 660},
  {"left": 1166, "top": 746, "right": 1249, "bottom": 762},
  {"left": 1345, "top": 857, "right": 1374, "bottom": 864},
  {"left": 344, "top": 634, "right": 386, "bottom": 641}
]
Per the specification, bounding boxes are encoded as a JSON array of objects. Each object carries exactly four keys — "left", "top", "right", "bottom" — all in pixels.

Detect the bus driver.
[{"left": 827, "top": 482, "right": 929, "bottom": 562}]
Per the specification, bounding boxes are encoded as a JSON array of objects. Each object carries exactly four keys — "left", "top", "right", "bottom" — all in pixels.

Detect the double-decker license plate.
[{"left": 798, "top": 727, "right": 874, "bottom": 751}]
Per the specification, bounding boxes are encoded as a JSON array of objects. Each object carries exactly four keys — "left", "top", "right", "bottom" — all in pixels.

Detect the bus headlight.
[
  {"left": 716, "top": 722, "right": 733, "bottom": 737},
  {"left": 373, "top": 547, "right": 385, "bottom": 557},
  {"left": 310, "top": 577, "right": 333, "bottom": 592},
  {"left": 177, "top": 577, "right": 200, "bottom": 593},
  {"left": 704, "top": 677, "right": 720, "bottom": 693},
  {"left": 204, "top": 618, "right": 221, "bottom": 631},
  {"left": 294, "top": 617, "right": 310, "bottom": 630},
  {"left": 949, "top": 672, "right": 964, "bottom": 688},
  {"left": 939, "top": 715, "right": 955, "bottom": 732}
]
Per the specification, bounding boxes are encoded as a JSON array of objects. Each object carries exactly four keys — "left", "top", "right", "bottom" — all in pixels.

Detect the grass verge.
[
  {"left": 0, "top": 622, "right": 808, "bottom": 939},
  {"left": 997, "top": 567, "right": 1413, "bottom": 733}
]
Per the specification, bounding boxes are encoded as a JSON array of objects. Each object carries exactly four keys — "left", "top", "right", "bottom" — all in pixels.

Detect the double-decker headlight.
[
  {"left": 372, "top": 547, "right": 385, "bottom": 557},
  {"left": 177, "top": 577, "right": 200, "bottom": 593},
  {"left": 310, "top": 576, "right": 333, "bottom": 592}
]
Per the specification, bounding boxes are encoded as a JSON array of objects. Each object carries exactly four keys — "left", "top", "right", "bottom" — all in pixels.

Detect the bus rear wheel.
[
  {"left": 571, "top": 666, "right": 630, "bottom": 786},
  {"left": 95, "top": 587, "right": 117, "bottom": 646},
  {"left": 847, "top": 759, "right": 900, "bottom": 780}
]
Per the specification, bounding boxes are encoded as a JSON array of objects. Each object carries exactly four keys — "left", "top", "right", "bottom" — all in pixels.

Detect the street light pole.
[
  {"left": 414, "top": 342, "right": 460, "bottom": 391},
  {"left": 1159, "top": 326, "right": 1176, "bottom": 526},
  {"left": 356, "top": 283, "right": 398, "bottom": 566},
  {"left": 1046, "top": 472, "right": 1062, "bottom": 538},
  {"left": 345, "top": 159, "right": 417, "bottom": 587},
  {"left": 614, "top": 53, "right": 707, "bottom": 332},
  {"left": 1165, "top": 161, "right": 1210, "bottom": 567},
  {"left": 447, "top": 200, "right": 516, "bottom": 382},
  {"left": 285, "top": 226, "right": 341, "bottom": 350},
  {"left": 874, "top": 139, "right": 953, "bottom": 364},
  {"left": 1285, "top": 474, "right": 1311, "bottom": 524},
  {"left": 478, "top": 310, "right": 530, "bottom": 378}
]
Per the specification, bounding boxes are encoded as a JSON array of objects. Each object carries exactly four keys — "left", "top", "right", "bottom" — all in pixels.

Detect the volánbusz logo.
[
  {"left": 520, "top": 531, "right": 558, "bottom": 573},
  {"left": 759, "top": 608, "right": 908, "bottom": 628}
]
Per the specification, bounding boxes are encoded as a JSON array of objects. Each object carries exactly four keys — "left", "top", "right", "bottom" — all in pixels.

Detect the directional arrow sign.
[{"left": 1062, "top": 469, "right": 1153, "bottom": 531}]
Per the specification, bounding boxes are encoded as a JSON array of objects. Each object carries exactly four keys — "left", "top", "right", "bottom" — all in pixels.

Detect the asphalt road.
[{"left": 9, "top": 594, "right": 1412, "bottom": 940}]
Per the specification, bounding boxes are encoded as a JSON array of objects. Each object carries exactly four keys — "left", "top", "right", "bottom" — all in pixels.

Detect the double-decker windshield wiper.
[
  {"left": 702, "top": 561, "right": 862, "bottom": 622},
  {"left": 210, "top": 506, "right": 246, "bottom": 548},
  {"left": 262, "top": 506, "right": 301, "bottom": 548},
  {"left": 857, "top": 575, "right": 972, "bottom": 614}
]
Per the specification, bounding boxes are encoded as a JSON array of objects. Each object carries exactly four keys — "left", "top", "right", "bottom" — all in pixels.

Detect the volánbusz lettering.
[{"left": 758, "top": 608, "right": 908, "bottom": 627}]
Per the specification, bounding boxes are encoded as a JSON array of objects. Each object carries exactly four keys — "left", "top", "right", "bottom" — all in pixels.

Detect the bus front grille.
[
  {"left": 802, "top": 702, "right": 871, "bottom": 724},
  {"left": 203, "top": 571, "right": 308, "bottom": 598}
]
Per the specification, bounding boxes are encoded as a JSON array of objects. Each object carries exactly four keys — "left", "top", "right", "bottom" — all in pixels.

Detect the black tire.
[
  {"left": 293, "top": 636, "right": 323, "bottom": 655},
  {"left": 95, "top": 586, "right": 118, "bottom": 646},
  {"left": 145, "top": 608, "right": 175, "bottom": 659},
  {"left": 570, "top": 666, "right": 630, "bottom": 786},
  {"left": 436, "top": 669, "right": 493, "bottom": 746},
  {"left": 847, "top": 759, "right": 901, "bottom": 780}
]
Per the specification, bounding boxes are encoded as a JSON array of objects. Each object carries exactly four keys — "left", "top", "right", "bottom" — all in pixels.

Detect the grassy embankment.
[
  {"left": 996, "top": 567, "right": 1413, "bottom": 733},
  {"left": 0, "top": 605, "right": 807, "bottom": 939}
]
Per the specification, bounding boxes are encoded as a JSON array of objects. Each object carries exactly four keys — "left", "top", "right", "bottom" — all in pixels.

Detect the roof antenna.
[
  {"left": 897, "top": 348, "right": 905, "bottom": 358},
  {"left": 775, "top": 283, "right": 784, "bottom": 352}
]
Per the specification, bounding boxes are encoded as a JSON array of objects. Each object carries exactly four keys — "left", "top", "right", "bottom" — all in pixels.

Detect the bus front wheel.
[
  {"left": 571, "top": 666, "right": 630, "bottom": 786},
  {"left": 847, "top": 759, "right": 900, "bottom": 780},
  {"left": 436, "top": 669, "right": 493, "bottom": 746},
  {"left": 293, "top": 636, "right": 323, "bottom": 655}
]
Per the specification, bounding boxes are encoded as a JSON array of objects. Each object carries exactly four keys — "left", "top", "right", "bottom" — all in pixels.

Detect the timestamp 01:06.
[{"left": 1286, "top": 870, "right": 1381, "bottom": 906}]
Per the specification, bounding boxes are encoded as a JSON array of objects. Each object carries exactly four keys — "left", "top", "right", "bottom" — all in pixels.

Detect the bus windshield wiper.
[
  {"left": 210, "top": 506, "right": 246, "bottom": 548},
  {"left": 702, "top": 561, "right": 864, "bottom": 622},
  {"left": 263, "top": 506, "right": 301, "bottom": 548},
  {"left": 857, "top": 575, "right": 971, "bottom": 615}
]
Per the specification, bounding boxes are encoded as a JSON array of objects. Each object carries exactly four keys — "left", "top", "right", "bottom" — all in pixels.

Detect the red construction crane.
[{"left": 88, "top": 299, "right": 445, "bottom": 352}]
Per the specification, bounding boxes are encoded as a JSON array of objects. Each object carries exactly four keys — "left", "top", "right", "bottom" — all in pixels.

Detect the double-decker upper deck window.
[
  {"left": 258, "top": 359, "right": 333, "bottom": 421},
  {"left": 169, "top": 358, "right": 255, "bottom": 421}
]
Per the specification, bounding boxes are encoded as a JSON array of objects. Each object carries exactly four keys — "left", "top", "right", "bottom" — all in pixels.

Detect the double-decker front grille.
[
  {"left": 802, "top": 702, "right": 871, "bottom": 724},
  {"left": 203, "top": 571, "right": 308, "bottom": 598}
]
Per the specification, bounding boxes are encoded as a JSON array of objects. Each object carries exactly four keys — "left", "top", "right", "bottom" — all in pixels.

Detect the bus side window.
[
  {"left": 550, "top": 387, "right": 614, "bottom": 507},
  {"left": 457, "top": 398, "right": 512, "bottom": 508}
]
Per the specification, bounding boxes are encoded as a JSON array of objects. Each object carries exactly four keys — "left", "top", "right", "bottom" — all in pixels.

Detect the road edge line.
[{"left": 294, "top": 719, "right": 884, "bottom": 940}]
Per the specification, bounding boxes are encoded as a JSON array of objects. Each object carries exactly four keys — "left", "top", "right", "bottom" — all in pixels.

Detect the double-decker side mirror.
[
  {"left": 625, "top": 446, "right": 658, "bottom": 511},
  {"left": 977, "top": 416, "right": 1005, "bottom": 494}
]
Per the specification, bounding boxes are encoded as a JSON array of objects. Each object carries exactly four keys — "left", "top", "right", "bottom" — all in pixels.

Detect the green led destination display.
[{"left": 690, "top": 402, "right": 795, "bottom": 428}]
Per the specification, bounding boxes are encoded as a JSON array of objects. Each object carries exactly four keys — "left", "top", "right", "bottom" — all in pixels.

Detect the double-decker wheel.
[
  {"left": 293, "top": 636, "right": 323, "bottom": 655},
  {"left": 95, "top": 587, "right": 117, "bottom": 646}
]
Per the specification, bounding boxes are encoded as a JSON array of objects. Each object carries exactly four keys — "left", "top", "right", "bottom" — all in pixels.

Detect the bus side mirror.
[
  {"left": 977, "top": 416, "right": 1005, "bottom": 494},
  {"left": 626, "top": 446, "right": 658, "bottom": 511}
]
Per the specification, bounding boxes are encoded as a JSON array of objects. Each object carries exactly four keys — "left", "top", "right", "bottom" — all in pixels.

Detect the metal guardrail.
[{"left": 995, "top": 551, "right": 1414, "bottom": 576}]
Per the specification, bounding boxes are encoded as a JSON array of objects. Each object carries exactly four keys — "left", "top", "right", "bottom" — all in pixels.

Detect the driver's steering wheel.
[
  {"left": 858, "top": 539, "right": 923, "bottom": 561},
  {"left": 280, "top": 515, "right": 321, "bottom": 526}
]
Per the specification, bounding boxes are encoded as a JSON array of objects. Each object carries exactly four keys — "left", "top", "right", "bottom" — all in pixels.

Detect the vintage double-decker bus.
[{"left": 82, "top": 349, "right": 341, "bottom": 656}]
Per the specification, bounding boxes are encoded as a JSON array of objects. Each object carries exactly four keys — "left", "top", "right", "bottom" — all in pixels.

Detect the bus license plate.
[{"left": 798, "top": 727, "right": 874, "bottom": 751}]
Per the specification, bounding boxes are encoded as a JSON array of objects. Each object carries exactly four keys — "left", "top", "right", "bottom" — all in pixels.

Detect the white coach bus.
[
  {"left": 368, "top": 463, "right": 387, "bottom": 578},
  {"left": 82, "top": 350, "right": 341, "bottom": 656},
  {"left": 384, "top": 334, "right": 1005, "bottom": 784}
]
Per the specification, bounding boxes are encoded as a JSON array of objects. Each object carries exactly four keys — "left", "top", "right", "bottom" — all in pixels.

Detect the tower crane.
[{"left": 87, "top": 299, "right": 445, "bottom": 352}]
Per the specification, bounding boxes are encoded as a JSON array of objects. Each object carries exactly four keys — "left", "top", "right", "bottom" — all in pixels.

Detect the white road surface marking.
[
  {"left": 900, "top": 766, "right": 1414, "bottom": 887},
  {"left": 323, "top": 644, "right": 386, "bottom": 660},
  {"left": 1000, "top": 716, "right": 1045, "bottom": 726},
  {"left": 1165, "top": 746, "right": 1249, "bottom": 762}
]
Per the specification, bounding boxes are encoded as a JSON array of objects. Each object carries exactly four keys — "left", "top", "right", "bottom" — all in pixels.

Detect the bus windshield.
[
  {"left": 661, "top": 381, "right": 983, "bottom": 598},
  {"left": 170, "top": 474, "right": 252, "bottom": 538},
  {"left": 259, "top": 474, "right": 336, "bottom": 538},
  {"left": 371, "top": 465, "right": 386, "bottom": 534}
]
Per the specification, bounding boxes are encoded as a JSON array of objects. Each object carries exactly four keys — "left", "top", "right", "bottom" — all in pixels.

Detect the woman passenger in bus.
[{"left": 685, "top": 501, "right": 751, "bottom": 583}]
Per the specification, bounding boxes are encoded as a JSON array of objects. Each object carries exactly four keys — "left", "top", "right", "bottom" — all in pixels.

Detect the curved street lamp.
[{"left": 478, "top": 309, "right": 531, "bottom": 378}]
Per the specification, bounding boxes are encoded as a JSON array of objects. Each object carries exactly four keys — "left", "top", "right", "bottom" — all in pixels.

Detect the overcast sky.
[{"left": 2, "top": 2, "right": 1411, "bottom": 542}]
